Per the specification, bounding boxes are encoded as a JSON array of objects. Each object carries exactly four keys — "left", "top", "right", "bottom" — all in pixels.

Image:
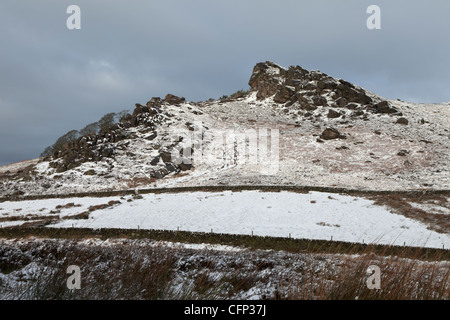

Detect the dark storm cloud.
[{"left": 1, "top": 0, "right": 449, "bottom": 165}]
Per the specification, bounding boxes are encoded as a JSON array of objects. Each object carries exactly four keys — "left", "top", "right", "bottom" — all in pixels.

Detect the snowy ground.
[
  {"left": 1, "top": 191, "right": 448, "bottom": 248},
  {"left": 1, "top": 94, "right": 449, "bottom": 197},
  {"left": 0, "top": 159, "right": 40, "bottom": 174}
]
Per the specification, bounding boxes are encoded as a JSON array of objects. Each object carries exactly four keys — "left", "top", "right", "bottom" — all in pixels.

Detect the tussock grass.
[
  {"left": 279, "top": 250, "right": 449, "bottom": 300},
  {"left": 1, "top": 241, "right": 177, "bottom": 300},
  {"left": 0, "top": 227, "right": 447, "bottom": 261},
  {"left": 0, "top": 238, "right": 448, "bottom": 300},
  {"left": 369, "top": 193, "right": 449, "bottom": 234},
  {"left": 2, "top": 185, "right": 448, "bottom": 203}
]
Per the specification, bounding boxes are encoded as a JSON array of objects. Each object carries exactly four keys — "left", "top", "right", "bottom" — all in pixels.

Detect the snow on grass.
[
  {"left": 0, "top": 159, "right": 40, "bottom": 174},
  {"left": 0, "top": 196, "right": 123, "bottom": 219},
  {"left": 407, "top": 201, "right": 450, "bottom": 215},
  {"left": 43, "top": 191, "right": 450, "bottom": 249}
]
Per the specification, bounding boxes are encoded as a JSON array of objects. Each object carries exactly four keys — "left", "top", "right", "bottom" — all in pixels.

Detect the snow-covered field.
[{"left": 1, "top": 191, "right": 448, "bottom": 248}]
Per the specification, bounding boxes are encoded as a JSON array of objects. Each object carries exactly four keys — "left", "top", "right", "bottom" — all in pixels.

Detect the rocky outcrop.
[
  {"left": 248, "top": 62, "right": 287, "bottom": 100},
  {"left": 48, "top": 94, "right": 189, "bottom": 174},
  {"left": 40, "top": 62, "right": 407, "bottom": 181},
  {"left": 165, "top": 94, "right": 186, "bottom": 105},
  {"left": 247, "top": 61, "right": 404, "bottom": 119},
  {"left": 374, "top": 101, "right": 397, "bottom": 114}
]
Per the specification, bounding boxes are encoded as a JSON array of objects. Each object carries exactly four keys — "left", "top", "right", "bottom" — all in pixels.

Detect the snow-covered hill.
[{"left": 1, "top": 61, "right": 449, "bottom": 197}]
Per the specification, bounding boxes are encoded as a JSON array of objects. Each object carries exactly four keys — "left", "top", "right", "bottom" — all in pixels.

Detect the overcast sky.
[{"left": 1, "top": 0, "right": 449, "bottom": 166}]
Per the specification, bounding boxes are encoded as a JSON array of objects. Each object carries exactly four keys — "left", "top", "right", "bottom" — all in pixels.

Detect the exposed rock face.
[
  {"left": 165, "top": 94, "right": 186, "bottom": 105},
  {"left": 248, "top": 62, "right": 287, "bottom": 100},
  {"left": 47, "top": 62, "right": 399, "bottom": 175},
  {"left": 247, "top": 61, "right": 401, "bottom": 117},
  {"left": 374, "top": 101, "right": 397, "bottom": 114},
  {"left": 48, "top": 94, "right": 188, "bottom": 174}
]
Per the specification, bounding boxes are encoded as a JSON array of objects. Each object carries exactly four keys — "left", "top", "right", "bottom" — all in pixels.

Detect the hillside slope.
[{"left": 1, "top": 61, "right": 449, "bottom": 197}]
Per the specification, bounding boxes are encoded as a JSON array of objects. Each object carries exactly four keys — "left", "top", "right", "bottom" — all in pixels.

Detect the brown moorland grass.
[
  {"left": 0, "top": 227, "right": 448, "bottom": 261},
  {"left": 368, "top": 193, "right": 449, "bottom": 234},
  {"left": 0, "top": 238, "right": 447, "bottom": 300}
]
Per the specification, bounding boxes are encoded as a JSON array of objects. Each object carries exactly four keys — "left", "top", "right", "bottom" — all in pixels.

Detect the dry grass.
[
  {"left": 125, "top": 177, "right": 157, "bottom": 189},
  {"left": 0, "top": 200, "right": 123, "bottom": 227},
  {"left": 0, "top": 238, "right": 448, "bottom": 300},
  {"left": 368, "top": 193, "right": 450, "bottom": 234},
  {"left": 1, "top": 241, "right": 177, "bottom": 300},
  {"left": 0, "top": 215, "right": 57, "bottom": 223},
  {"left": 279, "top": 252, "right": 449, "bottom": 300}
]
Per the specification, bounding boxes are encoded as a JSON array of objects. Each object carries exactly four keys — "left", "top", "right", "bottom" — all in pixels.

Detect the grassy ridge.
[
  {"left": 1, "top": 184, "right": 449, "bottom": 203},
  {"left": 0, "top": 227, "right": 448, "bottom": 261}
]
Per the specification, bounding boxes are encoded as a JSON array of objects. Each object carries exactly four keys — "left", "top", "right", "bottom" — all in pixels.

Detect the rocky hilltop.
[
  {"left": 248, "top": 61, "right": 401, "bottom": 113},
  {"left": 1, "top": 61, "right": 449, "bottom": 196}
]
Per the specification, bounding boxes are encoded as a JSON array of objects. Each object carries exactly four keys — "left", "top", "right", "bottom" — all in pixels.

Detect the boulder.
[
  {"left": 248, "top": 62, "right": 285, "bottom": 100},
  {"left": 165, "top": 94, "right": 186, "bottom": 105},
  {"left": 396, "top": 117, "right": 409, "bottom": 125},
  {"left": 375, "top": 101, "right": 397, "bottom": 114},
  {"left": 83, "top": 169, "right": 96, "bottom": 176},
  {"left": 102, "top": 147, "right": 114, "bottom": 158},
  {"left": 345, "top": 103, "right": 359, "bottom": 110},
  {"left": 312, "top": 95, "right": 327, "bottom": 106},
  {"left": 133, "top": 104, "right": 149, "bottom": 116},
  {"left": 273, "top": 86, "right": 295, "bottom": 104},
  {"left": 147, "top": 97, "right": 162, "bottom": 108},
  {"left": 327, "top": 109, "right": 341, "bottom": 119},
  {"left": 153, "top": 168, "right": 168, "bottom": 179},
  {"left": 49, "top": 162, "right": 58, "bottom": 169},
  {"left": 160, "top": 150, "right": 173, "bottom": 163},
  {"left": 165, "top": 162, "right": 177, "bottom": 173},
  {"left": 150, "top": 156, "right": 160, "bottom": 166},
  {"left": 316, "top": 80, "right": 325, "bottom": 92},
  {"left": 320, "top": 127, "right": 345, "bottom": 140},
  {"left": 179, "top": 160, "right": 193, "bottom": 171},
  {"left": 145, "top": 132, "right": 158, "bottom": 140}
]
